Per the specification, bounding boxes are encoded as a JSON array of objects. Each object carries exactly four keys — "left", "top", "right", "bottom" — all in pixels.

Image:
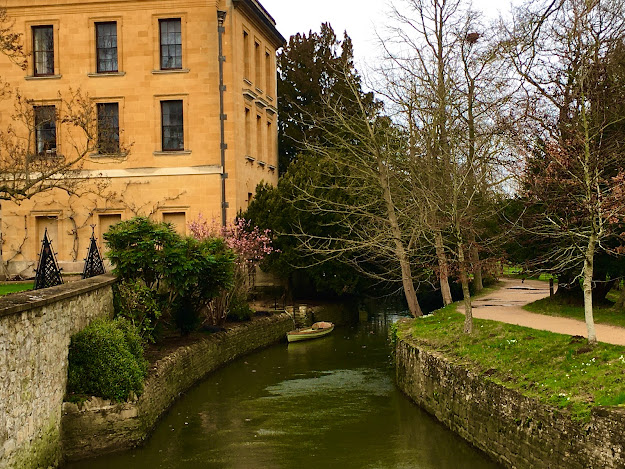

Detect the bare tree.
[
  {"left": 380, "top": 0, "right": 512, "bottom": 332},
  {"left": 0, "top": 88, "right": 123, "bottom": 201},
  {"left": 383, "top": 0, "right": 470, "bottom": 307},
  {"left": 504, "top": 0, "right": 625, "bottom": 344},
  {"left": 287, "top": 64, "right": 426, "bottom": 317}
]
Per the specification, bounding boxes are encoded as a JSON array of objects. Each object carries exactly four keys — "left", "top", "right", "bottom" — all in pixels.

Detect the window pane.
[
  {"left": 159, "top": 19, "right": 182, "bottom": 70},
  {"left": 34, "top": 106, "right": 56, "bottom": 155},
  {"left": 33, "top": 26, "right": 54, "bottom": 76},
  {"left": 161, "top": 100, "right": 184, "bottom": 151},
  {"left": 97, "top": 103, "right": 120, "bottom": 154},
  {"left": 96, "top": 22, "right": 118, "bottom": 73}
]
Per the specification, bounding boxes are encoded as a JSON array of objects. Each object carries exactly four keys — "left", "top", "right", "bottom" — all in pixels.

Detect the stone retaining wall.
[
  {"left": 61, "top": 312, "right": 292, "bottom": 462},
  {"left": 395, "top": 338, "right": 625, "bottom": 469},
  {"left": 0, "top": 275, "right": 116, "bottom": 469}
]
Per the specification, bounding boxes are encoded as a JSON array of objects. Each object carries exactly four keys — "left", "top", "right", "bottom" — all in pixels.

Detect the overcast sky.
[{"left": 261, "top": 0, "right": 519, "bottom": 70}]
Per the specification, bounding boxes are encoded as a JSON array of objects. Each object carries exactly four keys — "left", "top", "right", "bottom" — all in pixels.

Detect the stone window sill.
[
  {"left": 25, "top": 74, "right": 62, "bottom": 81},
  {"left": 153, "top": 150, "right": 192, "bottom": 156},
  {"left": 87, "top": 72, "right": 126, "bottom": 78},
  {"left": 152, "top": 69, "right": 190, "bottom": 75},
  {"left": 90, "top": 152, "right": 127, "bottom": 159}
]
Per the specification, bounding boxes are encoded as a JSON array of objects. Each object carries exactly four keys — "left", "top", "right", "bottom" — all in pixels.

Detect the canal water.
[{"left": 66, "top": 311, "right": 500, "bottom": 469}]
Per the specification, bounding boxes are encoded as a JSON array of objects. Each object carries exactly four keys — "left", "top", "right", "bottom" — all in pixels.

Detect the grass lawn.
[
  {"left": 398, "top": 306, "right": 625, "bottom": 421},
  {"left": 523, "top": 296, "right": 625, "bottom": 328},
  {"left": 0, "top": 282, "right": 34, "bottom": 296},
  {"left": 502, "top": 265, "right": 553, "bottom": 282}
]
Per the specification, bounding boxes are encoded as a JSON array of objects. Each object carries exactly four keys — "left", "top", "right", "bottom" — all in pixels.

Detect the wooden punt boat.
[{"left": 287, "top": 321, "right": 334, "bottom": 343}]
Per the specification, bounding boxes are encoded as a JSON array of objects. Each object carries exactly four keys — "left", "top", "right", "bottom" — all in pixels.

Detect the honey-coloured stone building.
[{"left": 0, "top": 0, "right": 284, "bottom": 276}]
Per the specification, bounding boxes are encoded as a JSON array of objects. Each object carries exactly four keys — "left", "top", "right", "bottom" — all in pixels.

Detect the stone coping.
[{"left": 0, "top": 274, "right": 116, "bottom": 319}]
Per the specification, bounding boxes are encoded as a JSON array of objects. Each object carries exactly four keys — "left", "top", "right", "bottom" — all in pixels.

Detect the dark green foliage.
[
  {"left": 244, "top": 172, "right": 369, "bottom": 298},
  {"left": 114, "top": 279, "right": 162, "bottom": 343},
  {"left": 164, "top": 236, "right": 235, "bottom": 305},
  {"left": 103, "top": 217, "right": 180, "bottom": 289},
  {"left": 226, "top": 294, "right": 254, "bottom": 322},
  {"left": 277, "top": 23, "right": 376, "bottom": 174},
  {"left": 246, "top": 23, "right": 394, "bottom": 298},
  {"left": 67, "top": 318, "right": 147, "bottom": 402},
  {"left": 104, "top": 217, "right": 235, "bottom": 334},
  {"left": 172, "top": 296, "right": 200, "bottom": 335}
]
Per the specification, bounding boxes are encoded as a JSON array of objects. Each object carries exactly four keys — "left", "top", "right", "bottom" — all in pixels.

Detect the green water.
[{"left": 66, "top": 312, "right": 501, "bottom": 469}]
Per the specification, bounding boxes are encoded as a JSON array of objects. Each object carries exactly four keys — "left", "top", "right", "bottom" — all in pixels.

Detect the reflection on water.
[{"left": 65, "top": 310, "right": 500, "bottom": 469}]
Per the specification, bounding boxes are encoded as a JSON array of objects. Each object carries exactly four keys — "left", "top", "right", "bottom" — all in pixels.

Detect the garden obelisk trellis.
[
  {"left": 82, "top": 225, "right": 106, "bottom": 279},
  {"left": 34, "top": 228, "right": 63, "bottom": 289}
]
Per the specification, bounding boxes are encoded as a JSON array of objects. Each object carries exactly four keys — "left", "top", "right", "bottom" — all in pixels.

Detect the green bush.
[
  {"left": 67, "top": 318, "right": 148, "bottom": 402},
  {"left": 104, "top": 217, "right": 236, "bottom": 334},
  {"left": 226, "top": 295, "right": 254, "bottom": 322},
  {"left": 103, "top": 217, "right": 180, "bottom": 288},
  {"left": 114, "top": 279, "right": 162, "bottom": 343}
]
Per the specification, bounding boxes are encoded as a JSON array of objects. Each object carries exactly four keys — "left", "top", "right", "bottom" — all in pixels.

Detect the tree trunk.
[
  {"left": 553, "top": 271, "right": 584, "bottom": 304},
  {"left": 0, "top": 238, "right": 8, "bottom": 281},
  {"left": 377, "top": 152, "right": 423, "bottom": 318},
  {"left": 469, "top": 232, "right": 482, "bottom": 292},
  {"left": 616, "top": 285, "right": 625, "bottom": 310},
  {"left": 582, "top": 234, "right": 597, "bottom": 345},
  {"left": 458, "top": 241, "right": 473, "bottom": 334},
  {"left": 592, "top": 278, "right": 616, "bottom": 304},
  {"left": 435, "top": 230, "right": 453, "bottom": 305},
  {"left": 397, "top": 244, "right": 423, "bottom": 317}
]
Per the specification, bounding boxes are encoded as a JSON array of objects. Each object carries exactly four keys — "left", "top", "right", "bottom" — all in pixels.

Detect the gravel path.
[{"left": 462, "top": 278, "right": 625, "bottom": 346}]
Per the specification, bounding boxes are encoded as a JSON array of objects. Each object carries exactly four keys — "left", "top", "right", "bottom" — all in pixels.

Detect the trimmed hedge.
[{"left": 67, "top": 318, "right": 148, "bottom": 402}]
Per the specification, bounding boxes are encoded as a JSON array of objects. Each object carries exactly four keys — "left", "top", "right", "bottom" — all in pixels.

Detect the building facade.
[{"left": 0, "top": 0, "right": 283, "bottom": 276}]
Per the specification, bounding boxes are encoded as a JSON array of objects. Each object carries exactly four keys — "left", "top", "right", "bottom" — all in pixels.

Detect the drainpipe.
[{"left": 218, "top": 10, "right": 228, "bottom": 226}]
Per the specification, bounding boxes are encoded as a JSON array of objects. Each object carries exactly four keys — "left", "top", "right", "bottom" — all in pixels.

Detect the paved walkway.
[{"left": 461, "top": 278, "right": 625, "bottom": 346}]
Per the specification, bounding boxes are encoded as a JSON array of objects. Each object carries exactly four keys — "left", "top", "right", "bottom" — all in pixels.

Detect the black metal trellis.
[
  {"left": 82, "top": 225, "right": 106, "bottom": 279},
  {"left": 34, "top": 228, "right": 63, "bottom": 290}
]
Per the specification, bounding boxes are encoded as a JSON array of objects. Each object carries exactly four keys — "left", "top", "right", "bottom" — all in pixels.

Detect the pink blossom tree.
[{"left": 188, "top": 214, "right": 275, "bottom": 322}]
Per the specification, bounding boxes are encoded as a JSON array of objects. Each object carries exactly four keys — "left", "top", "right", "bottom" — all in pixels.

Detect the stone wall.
[
  {"left": 395, "top": 338, "right": 625, "bottom": 469},
  {"left": 61, "top": 313, "right": 292, "bottom": 462},
  {"left": 0, "top": 275, "right": 116, "bottom": 469}
]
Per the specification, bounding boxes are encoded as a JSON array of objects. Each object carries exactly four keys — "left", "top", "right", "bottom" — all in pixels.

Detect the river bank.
[
  {"left": 60, "top": 312, "right": 292, "bottom": 463},
  {"left": 395, "top": 316, "right": 625, "bottom": 469}
]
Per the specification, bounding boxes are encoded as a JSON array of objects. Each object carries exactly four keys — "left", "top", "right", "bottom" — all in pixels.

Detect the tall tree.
[
  {"left": 381, "top": 0, "right": 511, "bottom": 331},
  {"left": 251, "top": 57, "right": 426, "bottom": 316},
  {"left": 286, "top": 69, "right": 425, "bottom": 317},
  {"left": 505, "top": 0, "right": 625, "bottom": 344},
  {"left": 383, "top": 0, "right": 466, "bottom": 307},
  {"left": 277, "top": 23, "right": 375, "bottom": 174}
]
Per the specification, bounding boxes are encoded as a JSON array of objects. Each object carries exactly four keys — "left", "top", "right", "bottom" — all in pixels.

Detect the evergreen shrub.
[
  {"left": 114, "top": 279, "right": 162, "bottom": 343},
  {"left": 226, "top": 294, "right": 254, "bottom": 322},
  {"left": 67, "top": 318, "right": 148, "bottom": 402}
]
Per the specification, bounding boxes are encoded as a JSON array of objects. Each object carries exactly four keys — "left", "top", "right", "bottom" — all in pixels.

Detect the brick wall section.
[
  {"left": 61, "top": 313, "right": 292, "bottom": 462},
  {"left": 0, "top": 275, "right": 115, "bottom": 469},
  {"left": 395, "top": 338, "right": 625, "bottom": 469}
]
